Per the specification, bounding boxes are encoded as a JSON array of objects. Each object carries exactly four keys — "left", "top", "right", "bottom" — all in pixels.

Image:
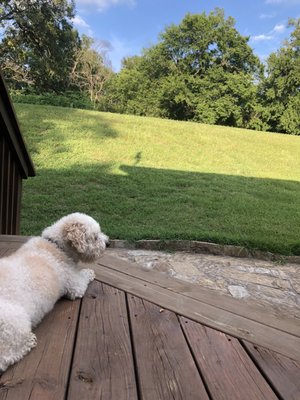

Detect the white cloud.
[
  {"left": 259, "top": 13, "right": 276, "bottom": 19},
  {"left": 251, "top": 34, "right": 274, "bottom": 42},
  {"left": 72, "top": 15, "right": 90, "bottom": 28},
  {"left": 76, "top": 0, "right": 136, "bottom": 12},
  {"left": 72, "top": 15, "right": 94, "bottom": 36},
  {"left": 251, "top": 21, "right": 287, "bottom": 43},
  {"left": 272, "top": 23, "right": 286, "bottom": 33}
]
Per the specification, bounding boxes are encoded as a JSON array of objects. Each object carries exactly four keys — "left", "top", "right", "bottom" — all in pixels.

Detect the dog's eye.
[{"left": 94, "top": 234, "right": 98, "bottom": 241}]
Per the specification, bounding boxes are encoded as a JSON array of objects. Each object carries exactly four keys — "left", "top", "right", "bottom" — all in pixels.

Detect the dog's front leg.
[{"left": 64, "top": 269, "right": 95, "bottom": 300}]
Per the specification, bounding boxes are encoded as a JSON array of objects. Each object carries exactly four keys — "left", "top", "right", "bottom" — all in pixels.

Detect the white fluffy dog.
[{"left": 0, "top": 213, "right": 109, "bottom": 373}]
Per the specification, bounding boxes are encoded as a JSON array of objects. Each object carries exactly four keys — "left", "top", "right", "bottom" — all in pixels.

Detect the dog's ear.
[{"left": 63, "top": 222, "right": 87, "bottom": 253}]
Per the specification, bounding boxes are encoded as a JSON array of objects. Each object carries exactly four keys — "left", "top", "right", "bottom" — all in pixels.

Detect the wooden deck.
[{"left": 0, "top": 236, "right": 300, "bottom": 400}]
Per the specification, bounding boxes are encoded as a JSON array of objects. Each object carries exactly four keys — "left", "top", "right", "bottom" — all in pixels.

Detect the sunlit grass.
[{"left": 16, "top": 103, "right": 300, "bottom": 255}]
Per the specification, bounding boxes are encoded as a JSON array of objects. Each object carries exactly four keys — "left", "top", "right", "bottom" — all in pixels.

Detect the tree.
[
  {"left": 106, "top": 9, "right": 263, "bottom": 128},
  {"left": 0, "top": 0, "right": 80, "bottom": 92},
  {"left": 262, "top": 18, "right": 300, "bottom": 134},
  {"left": 159, "top": 8, "right": 261, "bottom": 77},
  {"left": 103, "top": 55, "right": 162, "bottom": 116},
  {"left": 0, "top": 0, "right": 74, "bottom": 26},
  {"left": 71, "top": 35, "right": 112, "bottom": 107}
]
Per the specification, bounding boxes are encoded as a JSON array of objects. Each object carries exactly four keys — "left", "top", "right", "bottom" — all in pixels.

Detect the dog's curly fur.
[{"left": 0, "top": 213, "right": 109, "bottom": 372}]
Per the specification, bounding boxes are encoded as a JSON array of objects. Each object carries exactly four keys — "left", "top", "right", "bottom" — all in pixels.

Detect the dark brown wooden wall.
[{"left": 0, "top": 132, "right": 22, "bottom": 234}]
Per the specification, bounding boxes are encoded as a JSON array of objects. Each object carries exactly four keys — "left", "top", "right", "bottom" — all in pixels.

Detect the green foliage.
[
  {"left": 104, "top": 9, "right": 263, "bottom": 129},
  {"left": 159, "top": 8, "right": 261, "bottom": 76},
  {"left": 157, "top": 74, "right": 195, "bottom": 120},
  {"left": 104, "top": 58, "right": 161, "bottom": 116},
  {"left": 262, "top": 18, "right": 300, "bottom": 134},
  {"left": 1, "top": 4, "right": 299, "bottom": 135},
  {"left": 0, "top": 0, "right": 80, "bottom": 92},
  {"left": 71, "top": 35, "right": 112, "bottom": 107},
  {"left": 280, "top": 93, "right": 300, "bottom": 135},
  {"left": 189, "top": 67, "right": 259, "bottom": 127},
  {"left": 10, "top": 89, "right": 93, "bottom": 109},
  {"left": 104, "top": 11, "right": 300, "bottom": 136}
]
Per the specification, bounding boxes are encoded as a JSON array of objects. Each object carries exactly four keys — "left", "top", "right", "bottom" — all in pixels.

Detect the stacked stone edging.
[{"left": 109, "top": 239, "right": 300, "bottom": 264}]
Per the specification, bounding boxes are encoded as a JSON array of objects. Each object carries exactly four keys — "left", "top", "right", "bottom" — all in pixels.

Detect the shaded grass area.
[{"left": 17, "top": 103, "right": 300, "bottom": 255}]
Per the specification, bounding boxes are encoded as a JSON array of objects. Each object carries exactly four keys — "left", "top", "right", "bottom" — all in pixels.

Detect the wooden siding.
[
  {"left": 0, "top": 133, "right": 22, "bottom": 234},
  {"left": 0, "top": 72, "right": 34, "bottom": 234}
]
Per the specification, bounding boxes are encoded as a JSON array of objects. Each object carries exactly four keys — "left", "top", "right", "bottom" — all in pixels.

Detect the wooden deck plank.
[
  {"left": 0, "top": 237, "right": 299, "bottom": 399},
  {"left": 67, "top": 281, "right": 138, "bottom": 400},
  {"left": 1, "top": 240, "right": 298, "bottom": 337},
  {"left": 98, "top": 254, "right": 300, "bottom": 338},
  {"left": 0, "top": 235, "right": 29, "bottom": 249},
  {"left": 0, "top": 248, "right": 9, "bottom": 257},
  {"left": 0, "top": 248, "right": 15, "bottom": 257},
  {"left": 0, "top": 299, "right": 80, "bottom": 400},
  {"left": 243, "top": 341, "right": 300, "bottom": 400},
  {"left": 179, "top": 317, "right": 278, "bottom": 400},
  {"left": 127, "top": 295, "right": 210, "bottom": 400},
  {"left": 93, "top": 262, "right": 300, "bottom": 362}
]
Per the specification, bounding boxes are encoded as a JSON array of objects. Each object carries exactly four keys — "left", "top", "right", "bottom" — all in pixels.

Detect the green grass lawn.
[{"left": 16, "top": 103, "right": 300, "bottom": 255}]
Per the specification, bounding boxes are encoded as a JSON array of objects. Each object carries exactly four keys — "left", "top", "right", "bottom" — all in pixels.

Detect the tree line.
[{"left": 1, "top": 2, "right": 299, "bottom": 135}]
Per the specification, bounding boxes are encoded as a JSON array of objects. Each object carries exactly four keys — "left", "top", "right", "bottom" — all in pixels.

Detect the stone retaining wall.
[{"left": 109, "top": 239, "right": 300, "bottom": 264}]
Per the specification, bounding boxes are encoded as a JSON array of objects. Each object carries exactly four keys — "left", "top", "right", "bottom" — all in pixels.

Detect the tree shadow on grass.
[
  {"left": 21, "top": 163, "right": 300, "bottom": 255},
  {"left": 14, "top": 104, "right": 118, "bottom": 157}
]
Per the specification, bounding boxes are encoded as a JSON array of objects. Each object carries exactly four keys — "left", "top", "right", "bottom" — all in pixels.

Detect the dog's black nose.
[{"left": 106, "top": 239, "right": 111, "bottom": 247}]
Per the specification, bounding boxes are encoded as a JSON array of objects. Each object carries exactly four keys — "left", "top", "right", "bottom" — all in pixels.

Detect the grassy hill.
[{"left": 16, "top": 103, "right": 300, "bottom": 255}]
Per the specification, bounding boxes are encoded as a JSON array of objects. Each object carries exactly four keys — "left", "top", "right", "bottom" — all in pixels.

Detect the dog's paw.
[
  {"left": 81, "top": 268, "right": 95, "bottom": 282},
  {"left": 27, "top": 333, "right": 37, "bottom": 349}
]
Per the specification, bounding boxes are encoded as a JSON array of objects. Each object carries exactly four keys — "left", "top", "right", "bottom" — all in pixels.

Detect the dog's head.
[{"left": 42, "top": 213, "right": 109, "bottom": 262}]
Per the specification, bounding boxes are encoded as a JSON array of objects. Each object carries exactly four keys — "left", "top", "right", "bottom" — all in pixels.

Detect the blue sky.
[{"left": 73, "top": 0, "right": 300, "bottom": 71}]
